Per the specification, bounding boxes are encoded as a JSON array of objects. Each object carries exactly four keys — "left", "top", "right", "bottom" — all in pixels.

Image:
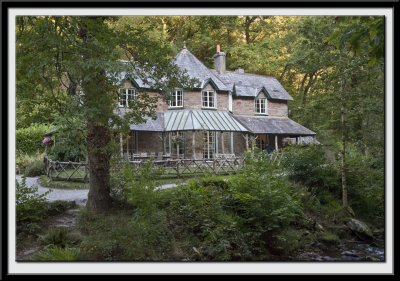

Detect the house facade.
[{"left": 117, "top": 45, "right": 316, "bottom": 160}]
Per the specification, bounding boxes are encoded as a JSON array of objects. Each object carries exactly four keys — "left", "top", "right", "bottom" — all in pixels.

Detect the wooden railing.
[
  {"left": 127, "top": 157, "right": 246, "bottom": 177},
  {"left": 44, "top": 156, "right": 88, "bottom": 182},
  {"left": 43, "top": 152, "right": 283, "bottom": 181}
]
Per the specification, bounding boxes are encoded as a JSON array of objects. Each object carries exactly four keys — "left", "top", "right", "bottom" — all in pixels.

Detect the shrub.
[
  {"left": 345, "top": 147, "right": 384, "bottom": 225},
  {"left": 16, "top": 153, "right": 43, "bottom": 175},
  {"left": 16, "top": 123, "right": 52, "bottom": 155},
  {"left": 16, "top": 176, "right": 51, "bottom": 234},
  {"left": 158, "top": 183, "right": 252, "bottom": 261},
  {"left": 48, "top": 142, "right": 85, "bottom": 162},
  {"left": 24, "top": 159, "right": 45, "bottom": 177},
  {"left": 34, "top": 246, "right": 80, "bottom": 261},
  {"left": 281, "top": 145, "right": 340, "bottom": 195}
]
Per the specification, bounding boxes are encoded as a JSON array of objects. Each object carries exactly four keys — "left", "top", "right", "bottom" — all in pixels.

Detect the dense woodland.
[{"left": 16, "top": 16, "right": 385, "bottom": 261}]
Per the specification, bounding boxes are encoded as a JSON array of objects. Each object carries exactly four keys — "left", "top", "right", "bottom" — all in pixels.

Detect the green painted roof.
[{"left": 164, "top": 110, "right": 248, "bottom": 132}]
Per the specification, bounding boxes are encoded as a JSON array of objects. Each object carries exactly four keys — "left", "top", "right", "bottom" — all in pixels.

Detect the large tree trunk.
[
  {"left": 79, "top": 17, "right": 114, "bottom": 212},
  {"left": 86, "top": 123, "right": 113, "bottom": 211}
]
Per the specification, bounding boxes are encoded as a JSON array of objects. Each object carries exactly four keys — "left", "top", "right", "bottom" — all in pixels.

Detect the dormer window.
[
  {"left": 119, "top": 88, "right": 137, "bottom": 108},
  {"left": 255, "top": 98, "right": 267, "bottom": 114},
  {"left": 202, "top": 90, "right": 216, "bottom": 108},
  {"left": 169, "top": 89, "right": 183, "bottom": 108}
]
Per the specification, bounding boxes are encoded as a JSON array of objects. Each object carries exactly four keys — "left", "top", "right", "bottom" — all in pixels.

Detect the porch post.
[
  {"left": 119, "top": 133, "right": 123, "bottom": 158},
  {"left": 135, "top": 131, "right": 138, "bottom": 153},
  {"left": 126, "top": 135, "right": 129, "bottom": 159},
  {"left": 245, "top": 133, "right": 249, "bottom": 150},
  {"left": 275, "top": 135, "right": 278, "bottom": 151},
  {"left": 192, "top": 131, "right": 196, "bottom": 159},
  {"left": 230, "top": 132, "right": 234, "bottom": 154},
  {"left": 215, "top": 132, "right": 219, "bottom": 155},
  {"left": 221, "top": 132, "right": 225, "bottom": 154}
]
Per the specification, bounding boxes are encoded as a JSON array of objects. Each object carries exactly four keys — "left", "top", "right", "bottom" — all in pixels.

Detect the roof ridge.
[{"left": 210, "top": 69, "right": 277, "bottom": 79}]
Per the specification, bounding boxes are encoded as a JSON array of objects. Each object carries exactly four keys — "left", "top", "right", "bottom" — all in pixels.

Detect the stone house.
[{"left": 117, "top": 45, "right": 316, "bottom": 160}]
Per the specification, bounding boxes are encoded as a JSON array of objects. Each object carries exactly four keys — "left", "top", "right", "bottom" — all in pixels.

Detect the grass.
[
  {"left": 34, "top": 246, "right": 80, "bottom": 261},
  {"left": 39, "top": 176, "right": 88, "bottom": 189}
]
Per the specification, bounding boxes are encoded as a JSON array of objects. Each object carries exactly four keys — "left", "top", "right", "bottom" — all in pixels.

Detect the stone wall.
[
  {"left": 232, "top": 96, "right": 288, "bottom": 117},
  {"left": 268, "top": 100, "right": 288, "bottom": 117}
]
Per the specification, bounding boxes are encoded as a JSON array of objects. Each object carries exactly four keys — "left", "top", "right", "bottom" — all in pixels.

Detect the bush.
[
  {"left": 345, "top": 147, "right": 384, "bottom": 225},
  {"left": 24, "top": 159, "right": 45, "bottom": 177},
  {"left": 48, "top": 142, "right": 85, "bottom": 162},
  {"left": 16, "top": 153, "right": 44, "bottom": 175},
  {"left": 34, "top": 246, "right": 80, "bottom": 261},
  {"left": 78, "top": 208, "right": 174, "bottom": 261},
  {"left": 228, "top": 150, "right": 304, "bottom": 253},
  {"left": 16, "top": 123, "right": 52, "bottom": 155},
  {"left": 281, "top": 145, "right": 340, "bottom": 195},
  {"left": 16, "top": 176, "right": 51, "bottom": 234}
]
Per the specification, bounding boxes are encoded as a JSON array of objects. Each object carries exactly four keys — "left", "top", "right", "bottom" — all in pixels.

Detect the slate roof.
[
  {"left": 129, "top": 112, "right": 164, "bottom": 132},
  {"left": 164, "top": 110, "right": 248, "bottom": 132},
  {"left": 235, "top": 116, "right": 316, "bottom": 135},
  {"left": 116, "top": 48, "right": 292, "bottom": 101},
  {"left": 174, "top": 48, "right": 229, "bottom": 91},
  {"left": 212, "top": 71, "right": 293, "bottom": 101}
]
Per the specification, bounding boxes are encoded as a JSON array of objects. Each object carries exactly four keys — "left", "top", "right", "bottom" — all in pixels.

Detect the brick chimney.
[{"left": 213, "top": 44, "right": 226, "bottom": 74}]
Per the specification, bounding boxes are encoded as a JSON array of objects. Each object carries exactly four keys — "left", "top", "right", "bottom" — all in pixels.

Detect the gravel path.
[
  {"left": 15, "top": 176, "right": 181, "bottom": 205},
  {"left": 16, "top": 175, "right": 89, "bottom": 205}
]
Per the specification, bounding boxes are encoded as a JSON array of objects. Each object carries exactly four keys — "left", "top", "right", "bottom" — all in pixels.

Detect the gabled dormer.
[
  {"left": 254, "top": 87, "right": 270, "bottom": 115},
  {"left": 117, "top": 79, "right": 140, "bottom": 108},
  {"left": 201, "top": 79, "right": 220, "bottom": 109}
]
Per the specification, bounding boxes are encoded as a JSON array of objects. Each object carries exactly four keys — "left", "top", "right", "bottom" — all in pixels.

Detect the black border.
[{"left": 1, "top": 0, "right": 397, "bottom": 277}]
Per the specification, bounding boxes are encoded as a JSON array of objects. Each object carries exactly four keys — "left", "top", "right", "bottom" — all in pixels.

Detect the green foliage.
[
  {"left": 40, "top": 227, "right": 69, "bottom": 248},
  {"left": 48, "top": 115, "right": 87, "bottom": 162},
  {"left": 24, "top": 159, "right": 45, "bottom": 177},
  {"left": 34, "top": 246, "right": 80, "bottom": 261},
  {"left": 16, "top": 123, "right": 53, "bottom": 155},
  {"left": 117, "top": 160, "right": 164, "bottom": 210},
  {"left": 39, "top": 176, "right": 88, "bottom": 190},
  {"left": 229, "top": 150, "right": 304, "bottom": 246},
  {"left": 317, "top": 231, "right": 339, "bottom": 245},
  {"left": 345, "top": 146, "right": 384, "bottom": 225},
  {"left": 78, "top": 208, "right": 174, "bottom": 261},
  {"left": 16, "top": 176, "right": 51, "bottom": 234},
  {"left": 281, "top": 145, "right": 340, "bottom": 196},
  {"left": 16, "top": 153, "right": 42, "bottom": 175}
]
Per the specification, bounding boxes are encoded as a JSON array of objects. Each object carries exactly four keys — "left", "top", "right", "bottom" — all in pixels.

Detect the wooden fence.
[
  {"left": 44, "top": 152, "right": 283, "bottom": 181},
  {"left": 126, "top": 157, "right": 246, "bottom": 177},
  {"left": 44, "top": 156, "right": 88, "bottom": 182}
]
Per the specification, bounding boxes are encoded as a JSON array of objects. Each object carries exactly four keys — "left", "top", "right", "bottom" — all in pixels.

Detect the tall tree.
[{"left": 17, "top": 16, "right": 193, "bottom": 212}]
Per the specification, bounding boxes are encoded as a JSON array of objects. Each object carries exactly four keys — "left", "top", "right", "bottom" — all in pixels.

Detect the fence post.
[{"left": 176, "top": 160, "right": 180, "bottom": 178}]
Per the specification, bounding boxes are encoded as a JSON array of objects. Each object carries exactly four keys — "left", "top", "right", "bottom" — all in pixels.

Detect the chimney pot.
[{"left": 216, "top": 44, "right": 220, "bottom": 53}]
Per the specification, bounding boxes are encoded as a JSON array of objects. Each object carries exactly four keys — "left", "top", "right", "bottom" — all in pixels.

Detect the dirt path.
[{"left": 16, "top": 205, "right": 83, "bottom": 261}]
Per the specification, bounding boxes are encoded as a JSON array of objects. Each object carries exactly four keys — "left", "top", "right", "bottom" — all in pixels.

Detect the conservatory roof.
[{"left": 164, "top": 110, "right": 249, "bottom": 132}]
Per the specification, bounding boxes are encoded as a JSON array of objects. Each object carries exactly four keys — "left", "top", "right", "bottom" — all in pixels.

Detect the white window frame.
[
  {"left": 169, "top": 89, "right": 184, "bottom": 108},
  {"left": 118, "top": 88, "right": 137, "bottom": 108},
  {"left": 203, "top": 131, "right": 215, "bottom": 159},
  {"left": 255, "top": 98, "right": 267, "bottom": 115},
  {"left": 202, "top": 90, "right": 216, "bottom": 109}
]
